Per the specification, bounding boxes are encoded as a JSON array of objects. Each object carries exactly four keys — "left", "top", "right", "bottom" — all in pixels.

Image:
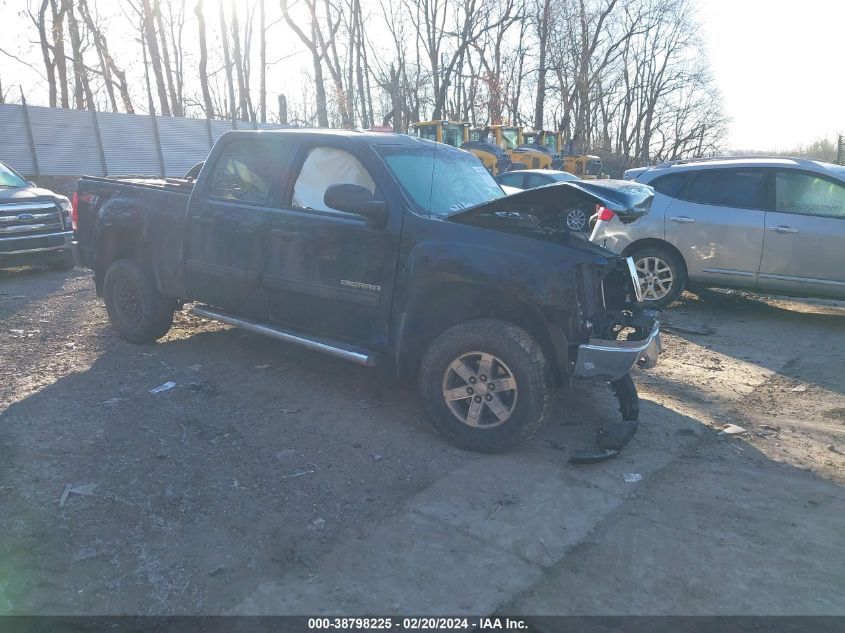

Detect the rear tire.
[
  {"left": 629, "top": 245, "right": 686, "bottom": 307},
  {"left": 47, "top": 249, "right": 76, "bottom": 271},
  {"left": 103, "top": 258, "right": 174, "bottom": 344},
  {"left": 418, "top": 319, "right": 551, "bottom": 453}
]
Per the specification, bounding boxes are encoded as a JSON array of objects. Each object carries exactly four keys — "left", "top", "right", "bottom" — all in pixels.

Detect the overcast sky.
[{"left": 1, "top": 0, "right": 843, "bottom": 151}]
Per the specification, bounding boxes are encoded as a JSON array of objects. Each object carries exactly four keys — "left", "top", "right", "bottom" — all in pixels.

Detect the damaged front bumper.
[{"left": 574, "top": 322, "right": 661, "bottom": 380}]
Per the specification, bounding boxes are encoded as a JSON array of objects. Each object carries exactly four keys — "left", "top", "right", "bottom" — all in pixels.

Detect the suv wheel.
[
  {"left": 103, "top": 258, "right": 174, "bottom": 343},
  {"left": 418, "top": 319, "right": 551, "bottom": 453},
  {"left": 630, "top": 246, "right": 686, "bottom": 307}
]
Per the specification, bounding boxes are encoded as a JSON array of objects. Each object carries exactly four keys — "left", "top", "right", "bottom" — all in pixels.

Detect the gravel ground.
[{"left": 1, "top": 264, "right": 843, "bottom": 615}]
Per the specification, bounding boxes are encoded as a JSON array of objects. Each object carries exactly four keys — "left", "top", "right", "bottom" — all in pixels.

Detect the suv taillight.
[
  {"left": 596, "top": 205, "right": 615, "bottom": 221},
  {"left": 71, "top": 191, "right": 79, "bottom": 230}
]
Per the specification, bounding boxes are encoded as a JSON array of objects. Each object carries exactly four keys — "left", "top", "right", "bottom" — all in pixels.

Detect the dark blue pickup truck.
[{"left": 75, "top": 129, "right": 660, "bottom": 456}]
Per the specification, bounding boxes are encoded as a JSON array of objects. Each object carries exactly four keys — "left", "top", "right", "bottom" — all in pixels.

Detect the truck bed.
[{"left": 79, "top": 175, "right": 196, "bottom": 194}]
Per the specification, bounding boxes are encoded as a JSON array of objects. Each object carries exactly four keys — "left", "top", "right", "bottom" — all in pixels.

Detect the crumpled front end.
[{"left": 572, "top": 255, "right": 661, "bottom": 381}]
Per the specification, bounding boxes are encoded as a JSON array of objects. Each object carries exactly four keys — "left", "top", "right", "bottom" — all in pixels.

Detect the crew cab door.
[
  {"left": 185, "top": 137, "right": 287, "bottom": 316},
  {"left": 260, "top": 140, "right": 403, "bottom": 348},
  {"left": 757, "top": 170, "right": 845, "bottom": 298},
  {"left": 664, "top": 168, "right": 768, "bottom": 286}
]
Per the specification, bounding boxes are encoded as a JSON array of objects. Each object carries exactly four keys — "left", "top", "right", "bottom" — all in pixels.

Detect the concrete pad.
[
  {"left": 408, "top": 455, "right": 624, "bottom": 567},
  {"left": 506, "top": 459, "right": 845, "bottom": 615},
  {"left": 235, "top": 511, "right": 542, "bottom": 615}
]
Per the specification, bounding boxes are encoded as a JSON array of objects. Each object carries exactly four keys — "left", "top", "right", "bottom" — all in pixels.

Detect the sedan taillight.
[{"left": 596, "top": 205, "right": 615, "bottom": 221}]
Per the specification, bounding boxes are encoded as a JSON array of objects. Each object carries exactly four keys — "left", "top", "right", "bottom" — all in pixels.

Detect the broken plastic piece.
[
  {"left": 149, "top": 381, "right": 176, "bottom": 394},
  {"left": 719, "top": 424, "right": 746, "bottom": 435},
  {"left": 623, "top": 473, "right": 643, "bottom": 483}
]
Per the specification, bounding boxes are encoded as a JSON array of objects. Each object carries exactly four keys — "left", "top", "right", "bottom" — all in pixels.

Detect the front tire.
[
  {"left": 418, "top": 319, "right": 551, "bottom": 453},
  {"left": 630, "top": 246, "right": 686, "bottom": 307},
  {"left": 103, "top": 258, "right": 174, "bottom": 344}
]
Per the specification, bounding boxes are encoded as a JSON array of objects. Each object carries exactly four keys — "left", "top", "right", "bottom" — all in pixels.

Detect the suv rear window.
[{"left": 682, "top": 169, "right": 767, "bottom": 209}]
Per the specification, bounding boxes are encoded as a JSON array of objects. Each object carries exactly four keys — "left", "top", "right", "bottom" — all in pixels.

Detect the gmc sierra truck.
[
  {"left": 75, "top": 130, "right": 660, "bottom": 457},
  {"left": 1, "top": 160, "right": 75, "bottom": 270}
]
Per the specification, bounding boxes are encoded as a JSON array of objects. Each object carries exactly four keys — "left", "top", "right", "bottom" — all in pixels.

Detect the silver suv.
[{"left": 590, "top": 157, "right": 845, "bottom": 306}]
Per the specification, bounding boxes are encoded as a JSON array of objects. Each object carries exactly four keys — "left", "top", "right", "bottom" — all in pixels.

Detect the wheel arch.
[
  {"left": 394, "top": 282, "right": 566, "bottom": 386},
  {"left": 621, "top": 238, "right": 688, "bottom": 277},
  {"left": 94, "top": 228, "right": 152, "bottom": 296}
]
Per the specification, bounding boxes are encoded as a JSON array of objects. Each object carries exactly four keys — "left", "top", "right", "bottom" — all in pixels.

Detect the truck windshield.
[
  {"left": 0, "top": 163, "right": 28, "bottom": 188},
  {"left": 378, "top": 145, "right": 504, "bottom": 218}
]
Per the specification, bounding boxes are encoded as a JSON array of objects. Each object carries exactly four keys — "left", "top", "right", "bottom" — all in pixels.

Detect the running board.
[{"left": 191, "top": 305, "right": 376, "bottom": 366}]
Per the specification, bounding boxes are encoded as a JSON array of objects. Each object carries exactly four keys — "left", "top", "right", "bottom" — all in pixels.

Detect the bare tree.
[
  {"left": 194, "top": 0, "right": 214, "bottom": 117},
  {"left": 218, "top": 1, "right": 236, "bottom": 120},
  {"left": 281, "top": 0, "right": 332, "bottom": 127}
]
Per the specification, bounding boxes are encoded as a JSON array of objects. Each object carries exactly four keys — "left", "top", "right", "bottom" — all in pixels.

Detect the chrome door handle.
[
  {"left": 768, "top": 225, "right": 798, "bottom": 233},
  {"left": 670, "top": 216, "right": 696, "bottom": 223}
]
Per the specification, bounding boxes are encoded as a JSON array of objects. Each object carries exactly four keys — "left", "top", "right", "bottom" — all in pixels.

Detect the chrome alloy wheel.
[
  {"left": 566, "top": 208, "right": 588, "bottom": 232},
  {"left": 442, "top": 352, "right": 518, "bottom": 428},
  {"left": 635, "top": 255, "right": 674, "bottom": 301}
]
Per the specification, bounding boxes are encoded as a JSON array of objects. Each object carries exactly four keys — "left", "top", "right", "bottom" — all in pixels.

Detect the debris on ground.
[
  {"left": 623, "top": 473, "right": 643, "bottom": 483},
  {"left": 187, "top": 364, "right": 202, "bottom": 372},
  {"left": 96, "top": 397, "right": 123, "bottom": 407},
  {"left": 58, "top": 484, "right": 72, "bottom": 508},
  {"left": 308, "top": 518, "right": 326, "bottom": 532},
  {"left": 254, "top": 364, "right": 271, "bottom": 370},
  {"left": 372, "top": 454, "right": 382, "bottom": 462},
  {"left": 59, "top": 483, "right": 97, "bottom": 508},
  {"left": 357, "top": 398, "right": 383, "bottom": 409},
  {"left": 827, "top": 445, "right": 840, "bottom": 454},
  {"left": 791, "top": 385, "right": 808, "bottom": 393},
  {"left": 280, "top": 407, "right": 300, "bottom": 414},
  {"left": 149, "top": 381, "right": 177, "bottom": 394},
  {"left": 719, "top": 424, "right": 747, "bottom": 435},
  {"left": 282, "top": 469, "right": 314, "bottom": 479},
  {"left": 70, "top": 484, "right": 97, "bottom": 496}
]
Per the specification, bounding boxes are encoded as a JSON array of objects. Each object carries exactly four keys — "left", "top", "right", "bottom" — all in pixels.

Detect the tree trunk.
[
  {"left": 35, "top": 0, "right": 57, "bottom": 108},
  {"left": 141, "top": 0, "right": 171, "bottom": 116},
  {"left": 50, "top": 0, "right": 69, "bottom": 108},
  {"left": 195, "top": 0, "right": 214, "bottom": 118},
  {"left": 259, "top": 0, "right": 266, "bottom": 122},
  {"left": 153, "top": 0, "right": 182, "bottom": 116},
  {"left": 65, "top": 1, "right": 91, "bottom": 109},
  {"left": 280, "top": 0, "right": 328, "bottom": 127},
  {"left": 230, "top": 0, "right": 250, "bottom": 122},
  {"left": 533, "top": 0, "right": 551, "bottom": 130},
  {"left": 218, "top": 2, "right": 236, "bottom": 121}
]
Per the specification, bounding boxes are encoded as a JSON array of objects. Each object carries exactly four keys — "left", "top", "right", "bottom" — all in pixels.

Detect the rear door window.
[
  {"left": 775, "top": 171, "right": 845, "bottom": 218},
  {"left": 208, "top": 140, "right": 283, "bottom": 206},
  {"left": 682, "top": 169, "right": 768, "bottom": 210}
]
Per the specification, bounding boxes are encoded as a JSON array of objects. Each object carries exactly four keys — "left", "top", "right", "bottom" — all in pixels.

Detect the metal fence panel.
[
  {"left": 157, "top": 116, "right": 211, "bottom": 176},
  {"left": 0, "top": 104, "right": 287, "bottom": 177},
  {"left": 0, "top": 104, "right": 37, "bottom": 174},
  {"left": 28, "top": 105, "right": 103, "bottom": 176},
  {"left": 210, "top": 120, "right": 234, "bottom": 144},
  {"left": 97, "top": 111, "right": 162, "bottom": 176}
]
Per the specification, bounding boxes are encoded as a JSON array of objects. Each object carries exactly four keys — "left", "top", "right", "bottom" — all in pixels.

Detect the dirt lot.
[{"left": 1, "top": 265, "right": 844, "bottom": 616}]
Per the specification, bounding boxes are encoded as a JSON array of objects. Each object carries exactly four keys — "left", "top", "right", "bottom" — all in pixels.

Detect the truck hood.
[
  {"left": 447, "top": 179, "right": 653, "bottom": 224},
  {"left": 0, "top": 186, "right": 63, "bottom": 203}
]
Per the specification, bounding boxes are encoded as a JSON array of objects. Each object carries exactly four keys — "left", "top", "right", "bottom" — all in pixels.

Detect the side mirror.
[{"left": 324, "top": 183, "right": 388, "bottom": 227}]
